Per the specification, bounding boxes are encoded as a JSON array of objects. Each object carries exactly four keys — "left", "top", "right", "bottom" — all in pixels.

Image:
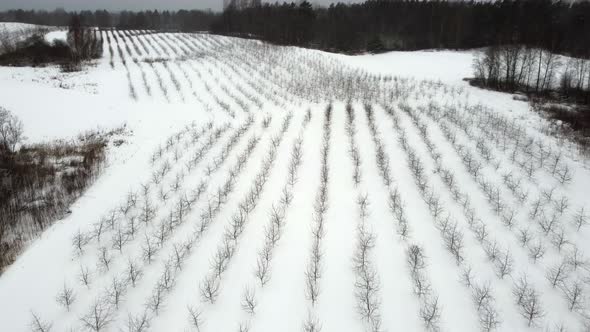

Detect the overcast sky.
[{"left": 0, "top": 0, "right": 363, "bottom": 12}]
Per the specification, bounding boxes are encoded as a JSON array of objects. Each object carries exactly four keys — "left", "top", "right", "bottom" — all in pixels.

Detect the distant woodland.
[{"left": 0, "top": 0, "right": 589, "bottom": 56}]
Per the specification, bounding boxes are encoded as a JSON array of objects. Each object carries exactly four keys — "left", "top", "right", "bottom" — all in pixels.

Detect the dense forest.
[{"left": 213, "top": 0, "right": 590, "bottom": 57}]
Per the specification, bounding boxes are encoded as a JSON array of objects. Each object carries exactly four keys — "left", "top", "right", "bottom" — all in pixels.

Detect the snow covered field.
[{"left": 1, "top": 29, "right": 590, "bottom": 332}]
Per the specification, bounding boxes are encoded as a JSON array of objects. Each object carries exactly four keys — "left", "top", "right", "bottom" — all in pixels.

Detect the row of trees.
[
  {"left": 473, "top": 46, "right": 590, "bottom": 105},
  {"left": 0, "top": 9, "right": 217, "bottom": 32},
  {"left": 211, "top": 0, "right": 590, "bottom": 56}
]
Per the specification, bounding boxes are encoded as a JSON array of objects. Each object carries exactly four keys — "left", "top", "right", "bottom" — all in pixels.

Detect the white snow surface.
[
  {"left": 0, "top": 29, "right": 589, "bottom": 332},
  {"left": 44, "top": 30, "right": 68, "bottom": 45}
]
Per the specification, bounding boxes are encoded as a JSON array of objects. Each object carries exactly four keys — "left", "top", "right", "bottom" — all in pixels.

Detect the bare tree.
[
  {"left": 562, "top": 280, "right": 585, "bottom": 312},
  {"left": 496, "top": 250, "right": 513, "bottom": 279},
  {"left": 30, "top": 311, "right": 52, "bottom": 332},
  {"left": 142, "top": 234, "right": 158, "bottom": 264},
  {"left": 461, "top": 265, "right": 474, "bottom": 288},
  {"left": 551, "top": 228, "right": 569, "bottom": 252},
  {"left": 72, "top": 230, "right": 90, "bottom": 256},
  {"left": 420, "top": 295, "right": 441, "bottom": 330},
  {"left": 241, "top": 286, "right": 257, "bottom": 315},
  {"left": 98, "top": 247, "right": 112, "bottom": 272},
  {"left": 140, "top": 199, "right": 156, "bottom": 225},
  {"left": 302, "top": 312, "right": 322, "bottom": 332},
  {"left": 546, "top": 261, "right": 570, "bottom": 288},
  {"left": 479, "top": 305, "right": 501, "bottom": 332},
  {"left": 528, "top": 242, "right": 546, "bottom": 263},
  {"left": 112, "top": 227, "right": 130, "bottom": 253},
  {"left": 473, "top": 282, "right": 494, "bottom": 311},
  {"left": 187, "top": 305, "right": 203, "bottom": 332},
  {"left": 146, "top": 283, "right": 166, "bottom": 315},
  {"left": 0, "top": 107, "right": 25, "bottom": 152},
  {"left": 56, "top": 282, "right": 76, "bottom": 312},
  {"left": 79, "top": 298, "right": 114, "bottom": 332},
  {"left": 407, "top": 245, "right": 426, "bottom": 275},
  {"left": 567, "top": 246, "right": 587, "bottom": 270},
  {"left": 78, "top": 265, "right": 92, "bottom": 288},
  {"left": 200, "top": 276, "right": 220, "bottom": 304},
  {"left": 512, "top": 275, "right": 531, "bottom": 306},
  {"left": 573, "top": 207, "right": 588, "bottom": 231},
  {"left": 238, "top": 321, "right": 250, "bottom": 332},
  {"left": 517, "top": 227, "right": 532, "bottom": 247},
  {"left": 106, "top": 277, "right": 128, "bottom": 309},
  {"left": 93, "top": 218, "right": 106, "bottom": 243},
  {"left": 125, "top": 310, "right": 151, "bottom": 332},
  {"left": 519, "top": 287, "right": 544, "bottom": 327}
]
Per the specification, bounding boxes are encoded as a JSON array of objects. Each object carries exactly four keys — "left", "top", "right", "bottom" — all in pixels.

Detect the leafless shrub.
[
  {"left": 546, "top": 260, "right": 570, "bottom": 288},
  {"left": 520, "top": 288, "right": 544, "bottom": 327},
  {"left": 407, "top": 244, "right": 426, "bottom": 275},
  {"left": 484, "top": 240, "right": 499, "bottom": 262},
  {"left": 106, "top": 277, "right": 128, "bottom": 309},
  {"left": 56, "top": 282, "right": 76, "bottom": 312},
  {"left": 472, "top": 282, "right": 494, "bottom": 311},
  {"left": 98, "top": 247, "right": 112, "bottom": 272},
  {"left": 479, "top": 305, "right": 501, "bottom": 332},
  {"left": 200, "top": 275, "right": 220, "bottom": 304},
  {"left": 72, "top": 230, "right": 90, "bottom": 256},
  {"left": 79, "top": 298, "right": 114, "bottom": 332},
  {"left": 561, "top": 280, "right": 585, "bottom": 312},
  {"left": 238, "top": 321, "right": 251, "bottom": 332},
  {"left": 79, "top": 265, "right": 92, "bottom": 288},
  {"left": 420, "top": 295, "right": 441, "bottom": 331},
  {"left": 255, "top": 249, "right": 271, "bottom": 287},
  {"left": 528, "top": 241, "right": 546, "bottom": 263},
  {"left": 512, "top": 275, "right": 544, "bottom": 327},
  {"left": 302, "top": 312, "right": 322, "bottom": 332},
  {"left": 104, "top": 210, "right": 119, "bottom": 231},
  {"left": 241, "top": 286, "right": 257, "bottom": 315},
  {"left": 573, "top": 207, "right": 588, "bottom": 231},
  {"left": 30, "top": 311, "right": 53, "bottom": 332},
  {"left": 187, "top": 305, "right": 203, "bottom": 332},
  {"left": 141, "top": 234, "right": 158, "bottom": 264},
  {"left": 500, "top": 210, "right": 516, "bottom": 229},
  {"left": 551, "top": 228, "right": 569, "bottom": 251},
  {"left": 139, "top": 199, "right": 156, "bottom": 225},
  {"left": 461, "top": 265, "right": 474, "bottom": 288},
  {"left": 125, "top": 310, "right": 151, "bottom": 332},
  {"left": 93, "top": 218, "right": 107, "bottom": 243},
  {"left": 553, "top": 196, "right": 569, "bottom": 215},
  {"left": 146, "top": 282, "right": 166, "bottom": 315},
  {"left": 567, "top": 246, "right": 587, "bottom": 270},
  {"left": 126, "top": 258, "right": 143, "bottom": 287},
  {"left": 305, "top": 241, "right": 322, "bottom": 306},
  {"left": 517, "top": 227, "right": 532, "bottom": 247},
  {"left": 495, "top": 249, "right": 513, "bottom": 279},
  {"left": 112, "top": 227, "right": 130, "bottom": 253}
]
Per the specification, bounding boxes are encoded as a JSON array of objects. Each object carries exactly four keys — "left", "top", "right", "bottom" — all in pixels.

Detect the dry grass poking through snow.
[{"left": 0, "top": 30, "right": 589, "bottom": 332}]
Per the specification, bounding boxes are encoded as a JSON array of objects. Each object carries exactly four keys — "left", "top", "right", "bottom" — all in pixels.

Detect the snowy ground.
[{"left": 1, "top": 30, "right": 590, "bottom": 332}]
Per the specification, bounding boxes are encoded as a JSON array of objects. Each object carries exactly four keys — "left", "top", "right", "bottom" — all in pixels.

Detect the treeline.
[
  {"left": 212, "top": 0, "right": 590, "bottom": 57},
  {"left": 3, "top": 1, "right": 589, "bottom": 57},
  {"left": 0, "top": 9, "right": 217, "bottom": 32}
]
